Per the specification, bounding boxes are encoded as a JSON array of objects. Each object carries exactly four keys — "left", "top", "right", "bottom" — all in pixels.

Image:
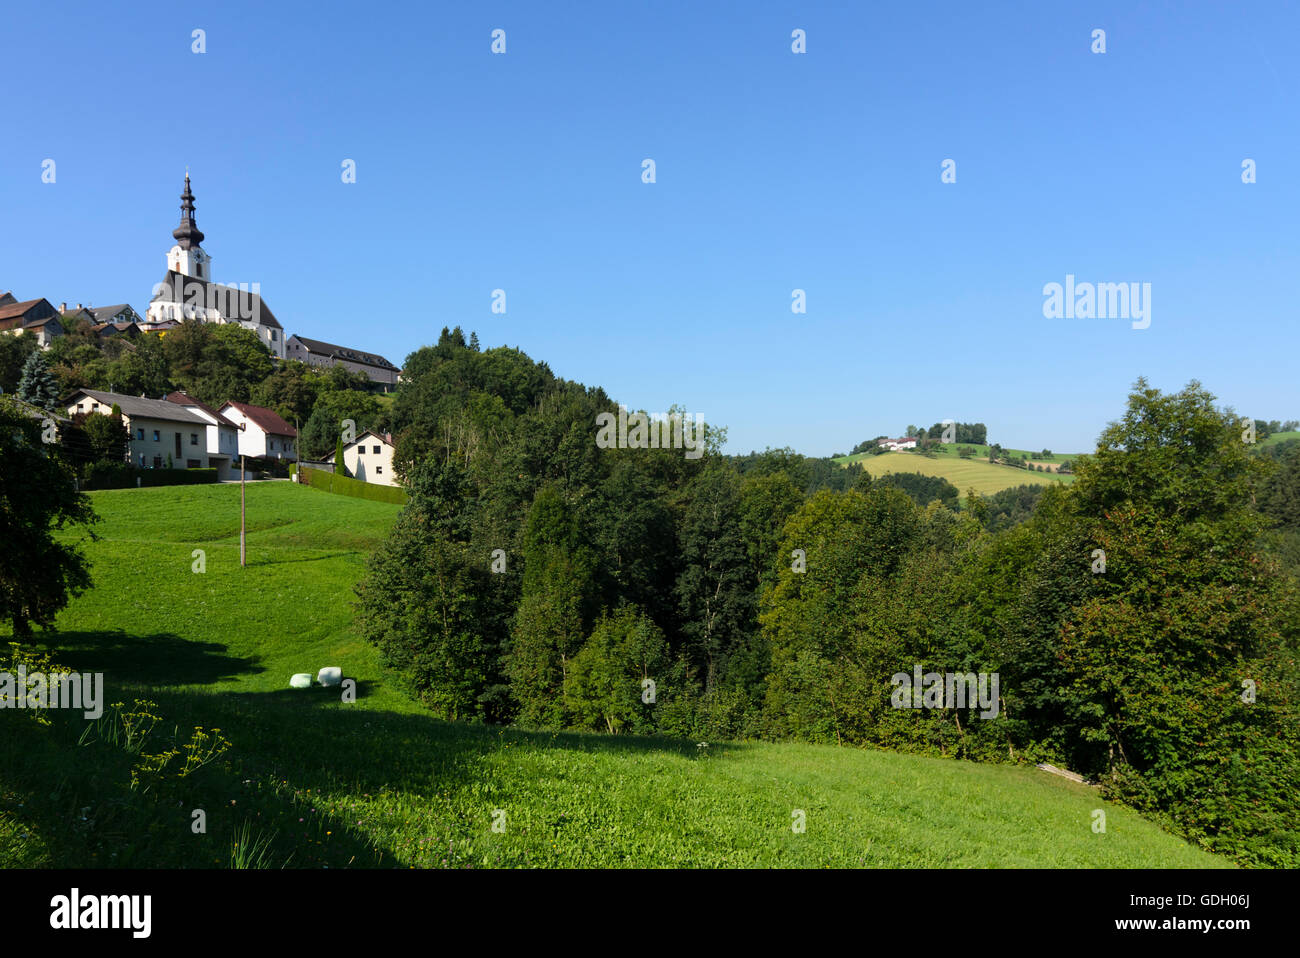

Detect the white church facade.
[{"left": 144, "top": 174, "right": 286, "bottom": 358}]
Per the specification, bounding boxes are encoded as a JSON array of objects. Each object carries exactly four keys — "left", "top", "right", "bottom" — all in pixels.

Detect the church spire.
[{"left": 172, "top": 172, "right": 205, "bottom": 250}]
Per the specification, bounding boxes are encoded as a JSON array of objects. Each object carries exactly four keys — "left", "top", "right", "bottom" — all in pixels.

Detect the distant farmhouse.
[
  {"left": 0, "top": 295, "right": 63, "bottom": 348},
  {"left": 144, "top": 174, "right": 287, "bottom": 358},
  {"left": 287, "top": 335, "right": 400, "bottom": 389},
  {"left": 878, "top": 437, "right": 918, "bottom": 451}
]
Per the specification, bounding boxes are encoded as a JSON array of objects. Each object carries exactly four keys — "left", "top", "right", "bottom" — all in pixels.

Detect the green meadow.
[
  {"left": 0, "top": 483, "right": 1223, "bottom": 868},
  {"left": 835, "top": 449, "right": 1074, "bottom": 498}
]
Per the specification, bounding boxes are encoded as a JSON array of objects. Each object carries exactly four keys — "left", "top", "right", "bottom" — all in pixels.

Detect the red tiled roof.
[{"left": 221, "top": 400, "right": 297, "bottom": 437}]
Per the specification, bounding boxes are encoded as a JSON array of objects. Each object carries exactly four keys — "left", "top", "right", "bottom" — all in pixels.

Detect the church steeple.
[{"left": 172, "top": 172, "right": 205, "bottom": 250}]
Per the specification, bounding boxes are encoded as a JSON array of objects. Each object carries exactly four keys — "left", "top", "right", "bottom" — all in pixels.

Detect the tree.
[
  {"left": 0, "top": 333, "right": 38, "bottom": 394},
  {"left": 0, "top": 398, "right": 97, "bottom": 634},
  {"left": 564, "top": 606, "right": 668, "bottom": 734},
  {"left": 675, "top": 465, "right": 755, "bottom": 693},
  {"left": 507, "top": 484, "right": 593, "bottom": 726},
  {"left": 1039, "top": 380, "right": 1299, "bottom": 863},
  {"left": 16, "top": 350, "right": 60, "bottom": 411},
  {"left": 354, "top": 460, "right": 492, "bottom": 719}
]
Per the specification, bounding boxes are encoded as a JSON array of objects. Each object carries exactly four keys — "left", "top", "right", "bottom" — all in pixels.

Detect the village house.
[
  {"left": 87, "top": 304, "right": 145, "bottom": 327},
  {"left": 64, "top": 389, "right": 214, "bottom": 470},
  {"left": 342, "top": 430, "right": 398, "bottom": 486},
  {"left": 219, "top": 400, "right": 297, "bottom": 460},
  {"left": 165, "top": 391, "right": 242, "bottom": 479},
  {"left": 0, "top": 296, "right": 64, "bottom": 348}
]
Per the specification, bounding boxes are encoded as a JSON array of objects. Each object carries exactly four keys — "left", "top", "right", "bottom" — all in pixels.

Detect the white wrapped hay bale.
[
  {"left": 289, "top": 673, "right": 313, "bottom": 689},
  {"left": 316, "top": 667, "right": 342, "bottom": 687}
]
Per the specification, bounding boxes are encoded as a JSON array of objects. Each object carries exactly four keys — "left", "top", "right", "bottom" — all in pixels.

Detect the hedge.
[
  {"left": 83, "top": 463, "right": 220, "bottom": 490},
  {"left": 291, "top": 463, "right": 407, "bottom": 505}
]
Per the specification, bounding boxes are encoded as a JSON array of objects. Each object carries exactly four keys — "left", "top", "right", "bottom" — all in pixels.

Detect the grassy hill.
[
  {"left": 0, "top": 483, "right": 1223, "bottom": 868},
  {"left": 835, "top": 449, "right": 1075, "bottom": 498},
  {"left": 1261, "top": 430, "right": 1300, "bottom": 447}
]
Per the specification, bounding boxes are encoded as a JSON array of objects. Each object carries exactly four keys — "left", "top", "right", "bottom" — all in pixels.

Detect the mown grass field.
[
  {"left": 1, "top": 483, "right": 1224, "bottom": 868},
  {"left": 835, "top": 450, "right": 1073, "bottom": 497}
]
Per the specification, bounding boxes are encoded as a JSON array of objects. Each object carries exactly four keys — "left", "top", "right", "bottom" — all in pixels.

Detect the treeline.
[{"left": 354, "top": 334, "right": 1300, "bottom": 866}]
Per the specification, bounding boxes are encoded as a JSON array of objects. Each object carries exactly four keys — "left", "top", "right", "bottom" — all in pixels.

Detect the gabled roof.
[
  {"left": 88, "top": 304, "right": 138, "bottom": 323},
  {"left": 22, "top": 316, "right": 63, "bottom": 329},
  {"left": 220, "top": 400, "right": 297, "bottom": 437},
  {"left": 343, "top": 429, "right": 394, "bottom": 450},
  {"left": 288, "top": 334, "right": 399, "bottom": 371},
  {"left": 150, "top": 269, "right": 283, "bottom": 330},
  {"left": 165, "top": 390, "right": 239, "bottom": 429},
  {"left": 0, "top": 298, "right": 51, "bottom": 322},
  {"left": 68, "top": 389, "right": 210, "bottom": 425}
]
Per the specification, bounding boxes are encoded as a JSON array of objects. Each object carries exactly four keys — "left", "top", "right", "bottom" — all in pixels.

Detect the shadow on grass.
[
  {"left": 27, "top": 629, "right": 264, "bottom": 687},
  {"left": 1, "top": 659, "right": 750, "bottom": 869}
]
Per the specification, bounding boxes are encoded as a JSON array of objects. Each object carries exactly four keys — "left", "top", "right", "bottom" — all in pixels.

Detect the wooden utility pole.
[{"left": 240, "top": 454, "right": 246, "bottom": 567}]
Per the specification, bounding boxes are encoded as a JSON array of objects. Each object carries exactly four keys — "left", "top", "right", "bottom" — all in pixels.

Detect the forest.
[{"left": 354, "top": 326, "right": 1300, "bottom": 867}]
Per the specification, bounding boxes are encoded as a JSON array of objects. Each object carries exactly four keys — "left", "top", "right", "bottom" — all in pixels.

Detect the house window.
[
  {"left": 356, "top": 446, "right": 363, "bottom": 456},
  {"left": 77, "top": 403, "right": 84, "bottom": 412},
  {"left": 376, "top": 466, "right": 383, "bottom": 474},
  {"left": 152, "top": 456, "right": 162, "bottom": 469},
  {"left": 136, "top": 428, "right": 144, "bottom": 440},
  {"left": 152, "top": 430, "right": 160, "bottom": 441},
  {"left": 373, "top": 445, "right": 380, "bottom": 454},
  {"left": 190, "top": 434, "right": 198, "bottom": 445}
]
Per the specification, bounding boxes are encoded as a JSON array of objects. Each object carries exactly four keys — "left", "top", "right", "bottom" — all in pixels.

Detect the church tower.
[{"left": 166, "top": 173, "right": 211, "bottom": 281}]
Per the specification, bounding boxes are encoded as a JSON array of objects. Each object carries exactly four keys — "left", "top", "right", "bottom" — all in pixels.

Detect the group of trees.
[{"left": 355, "top": 336, "right": 1300, "bottom": 865}]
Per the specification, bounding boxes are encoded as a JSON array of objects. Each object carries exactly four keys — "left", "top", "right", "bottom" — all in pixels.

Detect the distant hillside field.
[
  {"left": 0, "top": 483, "right": 1221, "bottom": 868},
  {"left": 835, "top": 450, "right": 1074, "bottom": 497},
  {"left": 1262, "top": 430, "right": 1300, "bottom": 447}
]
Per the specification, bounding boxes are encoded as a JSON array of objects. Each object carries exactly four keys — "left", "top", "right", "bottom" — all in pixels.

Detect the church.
[{"left": 144, "top": 174, "right": 286, "bottom": 358}]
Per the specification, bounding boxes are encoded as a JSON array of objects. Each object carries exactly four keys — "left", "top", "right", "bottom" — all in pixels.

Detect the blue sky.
[{"left": 2, "top": 1, "right": 1296, "bottom": 455}]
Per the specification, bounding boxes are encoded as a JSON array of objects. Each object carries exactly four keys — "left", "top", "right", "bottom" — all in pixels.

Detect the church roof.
[
  {"left": 288, "top": 334, "right": 399, "bottom": 371},
  {"left": 150, "top": 269, "right": 283, "bottom": 329}
]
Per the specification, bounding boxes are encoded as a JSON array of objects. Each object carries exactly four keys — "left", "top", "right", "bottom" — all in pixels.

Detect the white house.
[
  {"left": 342, "top": 431, "right": 397, "bottom": 485},
  {"left": 165, "top": 391, "right": 241, "bottom": 479},
  {"left": 878, "top": 437, "right": 918, "bottom": 451},
  {"left": 65, "top": 389, "right": 214, "bottom": 470},
  {"left": 219, "top": 400, "right": 297, "bottom": 459}
]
